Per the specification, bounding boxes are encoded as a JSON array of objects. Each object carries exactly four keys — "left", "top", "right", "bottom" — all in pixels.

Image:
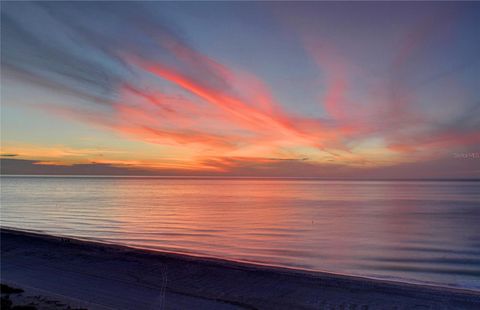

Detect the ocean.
[{"left": 1, "top": 176, "right": 479, "bottom": 290}]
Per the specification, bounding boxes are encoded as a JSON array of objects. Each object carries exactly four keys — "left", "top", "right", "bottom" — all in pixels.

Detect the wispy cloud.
[{"left": 2, "top": 2, "right": 479, "bottom": 177}]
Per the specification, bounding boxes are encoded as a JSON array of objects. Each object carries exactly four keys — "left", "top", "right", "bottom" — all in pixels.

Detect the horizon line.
[{"left": 1, "top": 174, "right": 479, "bottom": 181}]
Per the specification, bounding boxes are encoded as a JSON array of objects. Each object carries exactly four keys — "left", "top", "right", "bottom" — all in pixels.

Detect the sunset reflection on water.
[{"left": 2, "top": 177, "right": 480, "bottom": 289}]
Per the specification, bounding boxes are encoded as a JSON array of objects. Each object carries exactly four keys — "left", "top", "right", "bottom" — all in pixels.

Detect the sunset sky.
[{"left": 1, "top": 1, "right": 479, "bottom": 178}]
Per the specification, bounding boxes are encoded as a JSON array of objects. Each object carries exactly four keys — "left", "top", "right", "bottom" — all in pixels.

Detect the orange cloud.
[{"left": 23, "top": 14, "right": 475, "bottom": 176}]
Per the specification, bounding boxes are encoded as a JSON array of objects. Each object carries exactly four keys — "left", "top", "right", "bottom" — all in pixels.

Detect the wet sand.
[{"left": 1, "top": 228, "right": 479, "bottom": 309}]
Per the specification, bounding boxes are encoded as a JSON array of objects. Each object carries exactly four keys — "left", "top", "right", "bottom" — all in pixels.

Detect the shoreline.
[
  {"left": 2, "top": 226, "right": 477, "bottom": 293},
  {"left": 2, "top": 228, "right": 480, "bottom": 309}
]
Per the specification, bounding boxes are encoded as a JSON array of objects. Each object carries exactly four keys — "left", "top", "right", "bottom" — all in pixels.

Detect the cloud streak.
[{"left": 2, "top": 2, "right": 479, "bottom": 177}]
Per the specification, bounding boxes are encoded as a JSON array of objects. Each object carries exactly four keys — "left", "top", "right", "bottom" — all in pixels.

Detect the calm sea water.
[{"left": 1, "top": 176, "right": 479, "bottom": 290}]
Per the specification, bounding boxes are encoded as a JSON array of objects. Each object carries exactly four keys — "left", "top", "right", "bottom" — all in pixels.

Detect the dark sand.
[{"left": 1, "top": 228, "right": 479, "bottom": 309}]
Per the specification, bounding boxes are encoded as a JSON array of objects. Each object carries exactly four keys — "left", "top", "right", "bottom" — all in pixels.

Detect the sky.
[{"left": 1, "top": 1, "right": 479, "bottom": 178}]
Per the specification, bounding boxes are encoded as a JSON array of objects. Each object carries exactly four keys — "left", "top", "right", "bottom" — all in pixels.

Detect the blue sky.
[{"left": 1, "top": 1, "right": 479, "bottom": 177}]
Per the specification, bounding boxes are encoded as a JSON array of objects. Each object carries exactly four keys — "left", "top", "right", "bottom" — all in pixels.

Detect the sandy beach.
[{"left": 1, "top": 228, "right": 479, "bottom": 309}]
